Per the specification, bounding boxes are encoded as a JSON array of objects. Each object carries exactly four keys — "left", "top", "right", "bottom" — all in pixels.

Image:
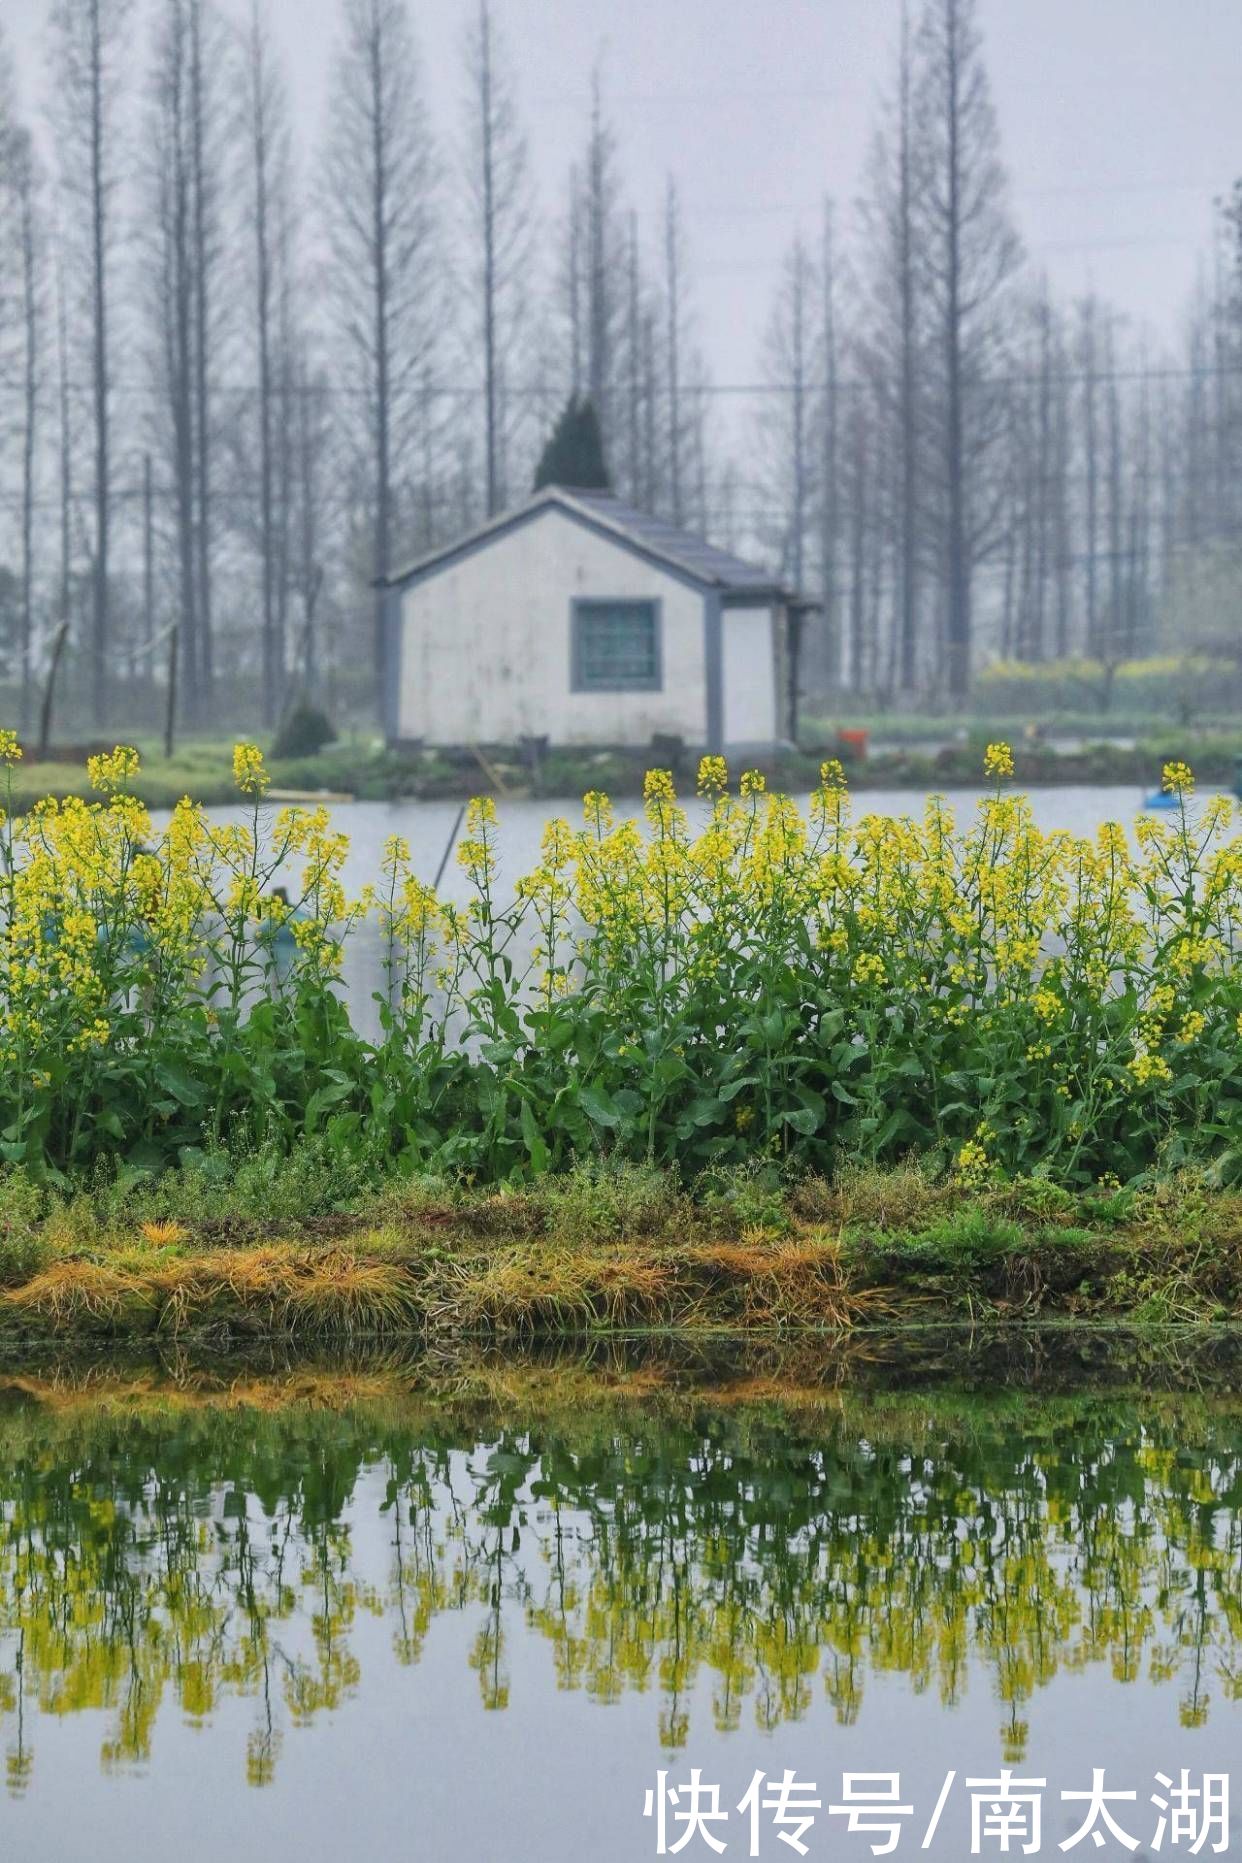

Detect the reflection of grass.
[{"left": 3, "top": 1156, "right": 1242, "bottom": 1343}]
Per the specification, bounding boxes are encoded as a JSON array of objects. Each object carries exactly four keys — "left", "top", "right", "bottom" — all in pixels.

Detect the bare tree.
[
  {"left": 912, "top": 0, "right": 1021, "bottom": 698},
  {"left": 48, "top": 0, "right": 134, "bottom": 727},
  {"left": 582, "top": 72, "right": 624, "bottom": 466},
  {"left": 757, "top": 235, "right": 815, "bottom": 593},
  {"left": 560, "top": 162, "right": 584, "bottom": 400},
  {"left": 0, "top": 49, "right": 43, "bottom": 732},
  {"left": 290, "top": 342, "right": 335, "bottom": 696},
  {"left": 623, "top": 208, "right": 642, "bottom": 498},
  {"left": 461, "top": 0, "right": 533, "bottom": 517},
  {"left": 1077, "top": 294, "right": 1102, "bottom": 653},
  {"left": 324, "top": 0, "right": 438, "bottom": 718},
  {"left": 15, "top": 132, "right": 41, "bottom": 736},
  {"left": 243, "top": 0, "right": 295, "bottom": 724},
  {"left": 143, "top": 0, "right": 198, "bottom": 724},
  {"left": 857, "top": 1, "right": 924, "bottom": 693},
  {"left": 188, "top": 0, "right": 229, "bottom": 715},
  {"left": 816, "top": 196, "right": 841, "bottom": 693},
  {"left": 664, "top": 176, "right": 687, "bottom": 525}
]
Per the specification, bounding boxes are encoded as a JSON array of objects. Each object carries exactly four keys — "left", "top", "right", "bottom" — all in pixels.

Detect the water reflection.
[{"left": 0, "top": 1348, "right": 1237, "bottom": 1793}]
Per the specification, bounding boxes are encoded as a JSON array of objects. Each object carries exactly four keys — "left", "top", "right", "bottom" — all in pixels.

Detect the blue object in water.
[{"left": 1143, "top": 790, "right": 1178, "bottom": 811}]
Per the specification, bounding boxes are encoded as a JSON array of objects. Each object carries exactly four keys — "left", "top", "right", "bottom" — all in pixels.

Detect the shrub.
[
  {"left": 272, "top": 703, "right": 337, "bottom": 760},
  {"left": 0, "top": 1168, "right": 52, "bottom": 1286}
]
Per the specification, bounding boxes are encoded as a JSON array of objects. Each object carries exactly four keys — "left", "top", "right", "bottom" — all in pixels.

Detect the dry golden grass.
[
  {"left": 436, "top": 1245, "right": 684, "bottom": 1335},
  {"left": 7, "top": 1262, "right": 157, "bottom": 1331},
  {"left": 2, "top": 1246, "right": 424, "bottom": 1341},
  {"left": 684, "top": 1234, "right": 900, "bottom": 1330},
  {"left": 139, "top": 1220, "right": 189, "bottom": 1246}
]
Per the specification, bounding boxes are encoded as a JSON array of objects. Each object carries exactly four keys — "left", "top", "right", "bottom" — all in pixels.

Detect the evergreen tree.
[{"left": 533, "top": 395, "right": 610, "bottom": 491}]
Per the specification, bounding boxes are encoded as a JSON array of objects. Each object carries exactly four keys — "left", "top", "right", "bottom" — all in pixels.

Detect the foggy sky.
[{"left": 6, "top": 0, "right": 1240, "bottom": 385}]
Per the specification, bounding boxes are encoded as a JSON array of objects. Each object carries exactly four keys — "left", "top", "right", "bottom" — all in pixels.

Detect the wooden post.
[{"left": 37, "top": 620, "right": 71, "bottom": 760}]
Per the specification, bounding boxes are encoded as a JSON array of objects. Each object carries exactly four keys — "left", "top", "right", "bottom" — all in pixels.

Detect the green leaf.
[
  {"left": 578, "top": 1085, "right": 621, "bottom": 1128},
  {"left": 519, "top": 1097, "right": 549, "bottom": 1172}
]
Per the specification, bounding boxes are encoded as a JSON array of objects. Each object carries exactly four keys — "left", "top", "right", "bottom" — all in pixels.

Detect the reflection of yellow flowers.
[
  {"left": 984, "top": 742, "right": 1015, "bottom": 781},
  {"left": 232, "top": 743, "right": 269, "bottom": 796}
]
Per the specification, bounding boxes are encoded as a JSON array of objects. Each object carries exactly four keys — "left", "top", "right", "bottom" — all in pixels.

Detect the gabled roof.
[{"left": 379, "top": 484, "right": 802, "bottom": 601}]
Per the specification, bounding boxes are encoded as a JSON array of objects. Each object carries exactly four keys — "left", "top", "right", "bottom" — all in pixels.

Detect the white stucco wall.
[
  {"left": 722, "top": 605, "right": 778, "bottom": 746},
  {"left": 397, "top": 509, "right": 711, "bottom": 747}
]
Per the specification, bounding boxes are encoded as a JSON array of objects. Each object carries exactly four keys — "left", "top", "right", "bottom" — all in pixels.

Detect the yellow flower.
[
  {"left": 851, "top": 952, "right": 887, "bottom": 986},
  {"left": 0, "top": 729, "right": 22, "bottom": 765},
  {"left": 819, "top": 758, "right": 848, "bottom": 790},
  {"left": 1032, "top": 988, "right": 1062, "bottom": 1024},
  {"left": 955, "top": 1139, "right": 991, "bottom": 1186},
  {"left": 1161, "top": 760, "right": 1194, "bottom": 798},
  {"left": 983, "top": 742, "right": 1015, "bottom": 781},
  {"left": 465, "top": 795, "right": 498, "bottom": 833},
  {"left": 739, "top": 769, "right": 766, "bottom": 797},
  {"left": 643, "top": 769, "right": 676, "bottom": 806},
  {"left": 232, "top": 743, "right": 270, "bottom": 796},
  {"left": 696, "top": 754, "right": 729, "bottom": 797},
  {"left": 86, "top": 745, "right": 141, "bottom": 794}
]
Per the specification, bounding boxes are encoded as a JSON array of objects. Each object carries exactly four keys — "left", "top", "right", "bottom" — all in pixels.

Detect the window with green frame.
[{"left": 571, "top": 599, "right": 662, "bottom": 691}]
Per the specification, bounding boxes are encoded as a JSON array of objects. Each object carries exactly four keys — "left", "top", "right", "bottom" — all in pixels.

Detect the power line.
[{"left": 9, "top": 359, "right": 1242, "bottom": 403}]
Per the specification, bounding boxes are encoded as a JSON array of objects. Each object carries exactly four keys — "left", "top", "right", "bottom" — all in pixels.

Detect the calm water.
[
  {"left": 0, "top": 1342, "right": 1238, "bottom": 1860},
  {"left": 151, "top": 784, "right": 1187, "bottom": 1033}
]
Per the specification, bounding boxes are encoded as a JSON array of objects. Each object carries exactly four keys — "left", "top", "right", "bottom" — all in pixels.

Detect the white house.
[{"left": 378, "top": 486, "right": 814, "bottom": 754}]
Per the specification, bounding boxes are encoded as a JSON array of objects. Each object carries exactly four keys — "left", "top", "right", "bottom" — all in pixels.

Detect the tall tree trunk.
[
  {"left": 896, "top": 4, "right": 918, "bottom": 693},
  {"left": 820, "top": 197, "right": 839, "bottom": 690},
  {"left": 1080, "top": 298, "right": 1100, "bottom": 655},
  {"left": 370, "top": 15, "right": 391, "bottom": 717},
  {"left": 189, "top": 0, "right": 214, "bottom": 715},
  {"left": 477, "top": 0, "right": 498, "bottom": 515},
  {"left": 89, "top": 0, "right": 111, "bottom": 727},
  {"left": 17, "top": 147, "right": 37, "bottom": 736},
  {"left": 254, "top": 72, "right": 275, "bottom": 720},
  {"left": 665, "top": 177, "right": 682, "bottom": 525},
  {"left": 942, "top": 3, "right": 969, "bottom": 700}
]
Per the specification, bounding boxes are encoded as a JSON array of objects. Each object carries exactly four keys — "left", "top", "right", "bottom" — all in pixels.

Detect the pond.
[
  {"left": 0, "top": 1339, "right": 1238, "bottom": 1860},
  {"left": 151, "top": 784, "right": 1190, "bottom": 1032}
]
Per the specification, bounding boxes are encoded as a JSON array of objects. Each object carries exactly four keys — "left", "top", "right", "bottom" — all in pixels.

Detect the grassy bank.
[
  {"left": 11, "top": 726, "right": 1242, "bottom": 809},
  {"left": 2, "top": 1156, "right": 1242, "bottom": 1345}
]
